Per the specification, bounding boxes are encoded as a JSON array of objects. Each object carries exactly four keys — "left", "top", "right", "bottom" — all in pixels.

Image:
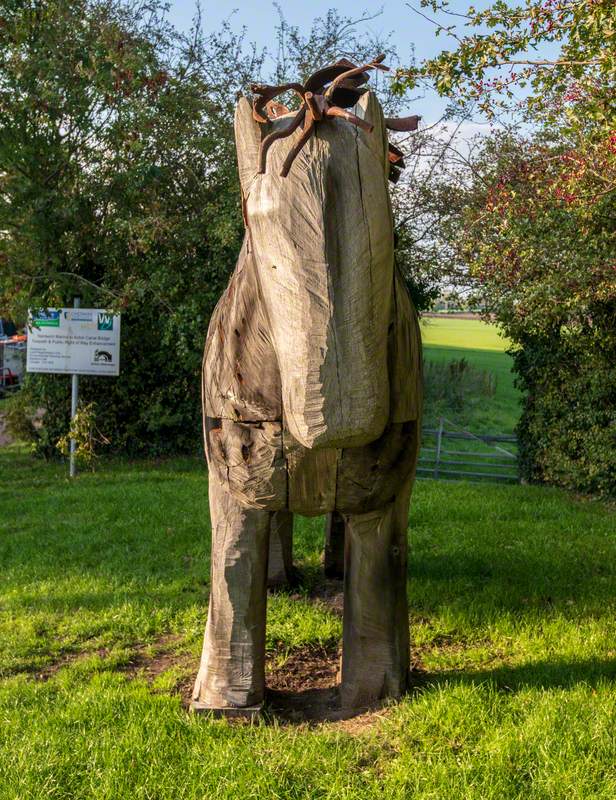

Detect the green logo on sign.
[
  {"left": 97, "top": 313, "right": 113, "bottom": 331},
  {"left": 33, "top": 311, "right": 60, "bottom": 327}
]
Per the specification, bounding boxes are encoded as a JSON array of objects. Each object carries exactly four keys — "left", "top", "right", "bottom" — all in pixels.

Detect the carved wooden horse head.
[{"left": 234, "top": 57, "right": 420, "bottom": 451}]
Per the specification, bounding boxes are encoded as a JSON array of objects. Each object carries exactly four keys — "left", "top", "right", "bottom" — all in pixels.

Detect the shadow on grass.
[
  {"left": 413, "top": 655, "right": 616, "bottom": 694},
  {"left": 0, "top": 448, "right": 205, "bottom": 493},
  {"left": 264, "top": 655, "right": 616, "bottom": 725},
  {"left": 259, "top": 654, "right": 616, "bottom": 726},
  {"left": 2, "top": 544, "right": 613, "bottom": 633},
  {"left": 407, "top": 544, "right": 616, "bottom": 619}
]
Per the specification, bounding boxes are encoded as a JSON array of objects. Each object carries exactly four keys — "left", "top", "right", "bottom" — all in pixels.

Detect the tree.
[
  {"left": 0, "top": 0, "right": 262, "bottom": 454},
  {"left": 458, "top": 121, "right": 615, "bottom": 494},
  {"left": 394, "top": 0, "right": 614, "bottom": 126},
  {"left": 0, "top": 0, "right": 258, "bottom": 318},
  {"left": 394, "top": 0, "right": 616, "bottom": 494}
]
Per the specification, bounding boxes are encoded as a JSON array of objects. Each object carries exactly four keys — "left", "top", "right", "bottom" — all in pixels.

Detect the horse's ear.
[
  {"left": 353, "top": 90, "right": 389, "bottom": 174},
  {"left": 235, "top": 96, "right": 262, "bottom": 196}
]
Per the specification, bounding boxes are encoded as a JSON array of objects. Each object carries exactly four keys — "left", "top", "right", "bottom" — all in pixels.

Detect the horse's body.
[{"left": 192, "top": 86, "right": 423, "bottom": 713}]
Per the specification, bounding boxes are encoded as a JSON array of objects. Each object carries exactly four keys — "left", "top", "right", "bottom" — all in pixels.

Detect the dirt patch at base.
[
  {"left": 264, "top": 644, "right": 426, "bottom": 729},
  {"left": 266, "top": 644, "right": 339, "bottom": 694},
  {"left": 264, "top": 644, "right": 352, "bottom": 725}
]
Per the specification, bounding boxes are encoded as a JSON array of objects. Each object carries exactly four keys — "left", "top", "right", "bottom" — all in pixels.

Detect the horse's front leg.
[
  {"left": 192, "top": 474, "right": 272, "bottom": 712},
  {"left": 340, "top": 478, "right": 412, "bottom": 710}
]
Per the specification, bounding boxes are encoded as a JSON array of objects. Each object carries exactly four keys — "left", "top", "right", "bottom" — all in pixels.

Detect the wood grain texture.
[
  {"left": 283, "top": 427, "right": 339, "bottom": 515},
  {"left": 340, "top": 476, "right": 412, "bottom": 710},
  {"left": 192, "top": 475, "right": 271, "bottom": 709},
  {"left": 205, "top": 417, "right": 286, "bottom": 511},
  {"left": 336, "top": 421, "right": 420, "bottom": 514},
  {"left": 235, "top": 92, "right": 393, "bottom": 450},
  {"left": 202, "top": 238, "right": 281, "bottom": 423}
]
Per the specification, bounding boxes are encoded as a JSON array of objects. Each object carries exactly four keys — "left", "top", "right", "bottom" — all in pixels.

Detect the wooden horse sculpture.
[{"left": 192, "top": 56, "right": 423, "bottom": 714}]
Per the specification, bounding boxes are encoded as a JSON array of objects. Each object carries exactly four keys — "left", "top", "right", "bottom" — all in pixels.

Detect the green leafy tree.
[
  {"left": 395, "top": 0, "right": 614, "bottom": 126},
  {"left": 394, "top": 0, "right": 616, "bottom": 494},
  {"left": 0, "top": 0, "right": 262, "bottom": 454},
  {"left": 460, "top": 122, "right": 615, "bottom": 494}
]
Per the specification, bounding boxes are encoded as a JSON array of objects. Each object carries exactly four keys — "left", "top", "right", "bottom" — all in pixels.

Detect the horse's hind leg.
[
  {"left": 340, "top": 478, "right": 412, "bottom": 710},
  {"left": 267, "top": 510, "right": 295, "bottom": 588},
  {"left": 324, "top": 512, "right": 345, "bottom": 579},
  {"left": 192, "top": 475, "right": 271, "bottom": 712}
]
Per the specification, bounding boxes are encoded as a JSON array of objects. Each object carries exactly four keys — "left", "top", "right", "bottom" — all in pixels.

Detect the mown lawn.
[
  {"left": 421, "top": 316, "right": 521, "bottom": 434},
  {"left": 1, "top": 446, "right": 615, "bottom": 798}
]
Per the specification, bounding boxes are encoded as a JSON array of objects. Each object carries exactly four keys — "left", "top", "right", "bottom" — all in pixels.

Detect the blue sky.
[
  {"left": 167, "top": 1, "right": 560, "bottom": 134},
  {"left": 168, "top": 0, "right": 443, "bottom": 62},
  {"left": 167, "top": 0, "right": 475, "bottom": 123}
]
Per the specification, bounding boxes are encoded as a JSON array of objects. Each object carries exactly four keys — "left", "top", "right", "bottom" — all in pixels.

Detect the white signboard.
[{"left": 26, "top": 308, "right": 121, "bottom": 376}]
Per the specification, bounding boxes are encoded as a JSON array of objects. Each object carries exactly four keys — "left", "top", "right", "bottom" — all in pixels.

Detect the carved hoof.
[
  {"left": 190, "top": 701, "right": 263, "bottom": 721},
  {"left": 340, "top": 670, "right": 410, "bottom": 712}
]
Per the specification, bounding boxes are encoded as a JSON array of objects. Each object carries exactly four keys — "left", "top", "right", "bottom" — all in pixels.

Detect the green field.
[
  {"left": 2, "top": 446, "right": 616, "bottom": 799},
  {"left": 420, "top": 317, "right": 511, "bottom": 352},
  {"left": 420, "top": 316, "right": 521, "bottom": 435}
]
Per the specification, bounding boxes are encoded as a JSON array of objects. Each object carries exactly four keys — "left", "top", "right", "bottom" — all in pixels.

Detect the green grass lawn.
[
  {"left": 1, "top": 446, "right": 616, "bottom": 799},
  {"left": 420, "top": 316, "right": 521, "bottom": 435}
]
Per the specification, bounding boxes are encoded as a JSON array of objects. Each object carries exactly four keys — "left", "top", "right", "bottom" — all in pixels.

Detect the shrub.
[
  {"left": 514, "top": 322, "right": 616, "bottom": 497},
  {"left": 424, "top": 357, "right": 497, "bottom": 414}
]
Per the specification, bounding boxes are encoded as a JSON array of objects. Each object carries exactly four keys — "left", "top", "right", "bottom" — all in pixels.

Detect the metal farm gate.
[{"left": 418, "top": 417, "right": 519, "bottom": 483}]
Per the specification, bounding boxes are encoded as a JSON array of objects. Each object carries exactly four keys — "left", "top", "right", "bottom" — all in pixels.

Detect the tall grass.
[
  {"left": 421, "top": 317, "right": 521, "bottom": 434},
  {"left": 424, "top": 357, "right": 497, "bottom": 414}
]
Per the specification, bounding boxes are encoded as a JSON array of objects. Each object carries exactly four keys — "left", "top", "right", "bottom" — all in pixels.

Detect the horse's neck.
[
  {"left": 202, "top": 241, "right": 281, "bottom": 422},
  {"left": 388, "top": 268, "right": 423, "bottom": 423}
]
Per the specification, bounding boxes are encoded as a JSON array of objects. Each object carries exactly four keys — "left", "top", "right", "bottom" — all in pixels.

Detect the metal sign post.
[{"left": 69, "top": 296, "right": 80, "bottom": 478}]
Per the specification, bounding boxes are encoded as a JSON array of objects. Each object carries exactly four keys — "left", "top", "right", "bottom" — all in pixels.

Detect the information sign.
[{"left": 26, "top": 308, "right": 121, "bottom": 376}]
